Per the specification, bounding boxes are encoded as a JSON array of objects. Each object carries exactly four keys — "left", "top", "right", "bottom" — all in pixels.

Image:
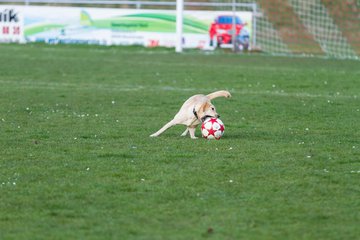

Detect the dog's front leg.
[{"left": 188, "top": 127, "right": 198, "bottom": 139}]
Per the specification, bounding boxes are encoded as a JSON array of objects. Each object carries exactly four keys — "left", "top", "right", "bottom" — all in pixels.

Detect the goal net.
[{"left": 189, "top": 0, "right": 360, "bottom": 60}]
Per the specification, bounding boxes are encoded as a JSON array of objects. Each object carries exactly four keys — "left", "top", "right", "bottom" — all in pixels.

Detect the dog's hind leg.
[
  {"left": 150, "top": 119, "right": 178, "bottom": 137},
  {"left": 180, "top": 128, "right": 188, "bottom": 137}
]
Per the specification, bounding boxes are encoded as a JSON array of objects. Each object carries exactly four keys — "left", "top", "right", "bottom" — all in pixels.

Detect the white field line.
[{"left": 0, "top": 80, "right": 358, "bottom": 100}]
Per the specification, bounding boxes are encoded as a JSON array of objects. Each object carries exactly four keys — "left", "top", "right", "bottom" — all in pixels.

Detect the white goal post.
[{"left": 175, "top": 0, "right": 183, "bottom": 52}]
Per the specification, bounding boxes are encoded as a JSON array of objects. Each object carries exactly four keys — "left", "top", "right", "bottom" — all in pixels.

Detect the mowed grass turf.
[{"left": 0, "top": 43, "right": 359, "bottom": 239}]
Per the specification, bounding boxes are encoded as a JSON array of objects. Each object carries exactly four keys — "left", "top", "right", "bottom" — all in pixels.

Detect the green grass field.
[{"left": 0, "top": 44, "right": 359, "bottom": 239}]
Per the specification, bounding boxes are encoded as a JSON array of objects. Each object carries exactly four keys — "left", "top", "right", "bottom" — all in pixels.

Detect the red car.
[{"left": 209, "top": 15, "right": 249, "bottom": 49}]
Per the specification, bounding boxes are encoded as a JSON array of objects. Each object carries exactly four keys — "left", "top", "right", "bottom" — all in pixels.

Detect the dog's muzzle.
[
  {"left": 201, "top": 115, "right": 215, "bottom": 122},
  {"left": 193, "top": 107, "right": 220, "bottom": 122}
]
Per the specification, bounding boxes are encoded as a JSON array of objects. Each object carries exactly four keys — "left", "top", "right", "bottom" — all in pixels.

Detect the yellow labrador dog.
[{"left": 150, "top": 90, "right": 231, "bottom": 139}]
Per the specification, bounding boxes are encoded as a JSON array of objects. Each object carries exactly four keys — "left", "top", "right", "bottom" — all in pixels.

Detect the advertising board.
[
  {"left": 1, "top": 5, "right": 253, "bottom": 49},
  {"left": 0, "top": 6, "right": 24, "bottom": 42}
]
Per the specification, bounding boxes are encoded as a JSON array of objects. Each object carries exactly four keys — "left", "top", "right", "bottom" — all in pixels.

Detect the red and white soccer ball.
[{"left": 201, "top": 118, "right": 225, "bottom": 140}]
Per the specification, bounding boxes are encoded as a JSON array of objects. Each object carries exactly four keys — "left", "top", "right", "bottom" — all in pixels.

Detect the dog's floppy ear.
[
  {"left": 201, "top": 102, "right": 210, "bottom": 112},
  {"left": 197, "top": 102, "right": 211, "bottom": 119}
]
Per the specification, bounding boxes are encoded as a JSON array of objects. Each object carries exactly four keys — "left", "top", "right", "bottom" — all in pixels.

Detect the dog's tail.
[{"left": 207, "top": 90, "right": 231, "bottom": 100}]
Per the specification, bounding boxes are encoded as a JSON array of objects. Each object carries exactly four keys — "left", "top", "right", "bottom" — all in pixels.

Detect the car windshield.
[{"left": 217, "top": 16, "right": 242, "bottom": 24}]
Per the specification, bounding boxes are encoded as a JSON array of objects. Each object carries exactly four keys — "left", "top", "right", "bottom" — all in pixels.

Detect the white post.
[
  {"left": 252, "top": 3, "right": 257, "bottom": 48},
  {"left": 232, "top": 0, "right": 237, "bottom": 52},
  {"left": 175, "top": 0, "right": 184, "bottom": 53}
]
